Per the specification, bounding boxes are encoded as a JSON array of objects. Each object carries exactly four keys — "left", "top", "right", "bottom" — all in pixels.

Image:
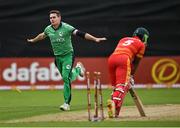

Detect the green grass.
[
  {"left": 0, "top": 121, "right": 180, "bottom": 127},
  {"left": 0, "top": 88, "right": 180, "bottom": 127}
]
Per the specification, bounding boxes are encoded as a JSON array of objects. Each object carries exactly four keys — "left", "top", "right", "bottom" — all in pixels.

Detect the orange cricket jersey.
[{"left": 113, "top": 36, "right": 145, "bottom": 61}]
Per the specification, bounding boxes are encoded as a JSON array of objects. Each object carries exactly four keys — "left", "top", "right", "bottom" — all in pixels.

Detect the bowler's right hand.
[
  {"left": 95, "top": 37, "right": 107, "bottom": 43},
  {"left": 27, "top": 39, "right": 34, "bottom": 43}
]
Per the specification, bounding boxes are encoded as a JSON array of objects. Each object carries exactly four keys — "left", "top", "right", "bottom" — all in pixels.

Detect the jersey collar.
[
  {"left": 51, "top": 22, "right": 62, "bottom": 31},
  {"left": 133, "top": 36, "right": 141, "bottom": 41}
]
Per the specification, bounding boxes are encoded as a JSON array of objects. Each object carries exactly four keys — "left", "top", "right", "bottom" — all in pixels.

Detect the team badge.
[
  {"left": 59, "top": 32, "right": 63, "bottom": 37},
  {"left": 66, "top": 65, "right": 71, "bottom": 69}
]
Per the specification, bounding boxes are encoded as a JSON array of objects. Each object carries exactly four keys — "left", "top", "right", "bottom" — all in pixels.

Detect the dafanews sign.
[
  {"left": 134, "top": 56, "right": 180, "bottom": 87},
  {"left": 3, "top": 62, "right": 61, "bottom": 84},
  {"left": 151, "top": 58, "right": 180, "bottom": 85},
  {"left": 0, "top": 58, "right": 86, "bottom": 87},
  {"left": 0, "top": 58, "right": 108, "bottom": 90},
  {"left": 0, "top": 57, "right": 180, "bottom": 90}
]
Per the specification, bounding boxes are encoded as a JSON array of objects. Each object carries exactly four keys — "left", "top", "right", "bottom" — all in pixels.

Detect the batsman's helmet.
[{"left": 133, "top": 27, "right": 149, "bottom": 44}]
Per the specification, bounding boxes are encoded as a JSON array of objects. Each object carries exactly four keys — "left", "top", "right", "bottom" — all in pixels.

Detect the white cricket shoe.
[
  {"left": 107, "top": 99, "right": 115, "bottom": 118},
  {"left": 76, "top": 62, "right": 85, "bottom": 77},
  {"left": 59, "top": 103, "right": 70, "bottom": 111}
]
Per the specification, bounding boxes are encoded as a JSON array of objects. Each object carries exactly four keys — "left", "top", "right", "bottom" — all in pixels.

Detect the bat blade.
[{"left": 129, "top": 87, "right": 146, "bottom": 117}]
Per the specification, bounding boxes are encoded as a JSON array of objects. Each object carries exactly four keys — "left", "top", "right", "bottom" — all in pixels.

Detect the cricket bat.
[{"left": 129, "top": 87, "right": 146, "bottom": 117}]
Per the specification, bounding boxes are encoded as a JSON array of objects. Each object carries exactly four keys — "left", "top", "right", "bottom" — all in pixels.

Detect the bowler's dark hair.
[{"left": 49, "top": 10, "right": 61, "bottom": 17}]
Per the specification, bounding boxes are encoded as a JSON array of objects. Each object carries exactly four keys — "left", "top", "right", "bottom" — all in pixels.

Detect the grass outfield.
[{"left": 0, "top": 88, "right": 180, "bottom": 127}]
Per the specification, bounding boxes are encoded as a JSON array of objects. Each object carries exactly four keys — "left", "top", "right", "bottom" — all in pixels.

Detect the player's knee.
[
  {"left": 112, "top": 87, "right": 124, "bottom": 103},
  {"left": 62, "top": 75, "right": 70, "bottom": 83}
]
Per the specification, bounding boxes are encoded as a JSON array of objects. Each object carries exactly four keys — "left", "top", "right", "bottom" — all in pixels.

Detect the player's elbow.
[{"left": 38, "top": 33, "right": 46, "bottom": 40}]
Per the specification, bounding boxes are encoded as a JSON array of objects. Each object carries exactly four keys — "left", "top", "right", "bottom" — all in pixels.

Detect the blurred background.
[
  {"left": 0, "top": 0, "right": 180, "bottom": 57},
  {"left": 0, "top": 0, "right": 180, "bottom": 89}
]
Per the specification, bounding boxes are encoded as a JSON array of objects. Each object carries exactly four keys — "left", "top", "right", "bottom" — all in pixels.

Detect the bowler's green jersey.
[{"left": 44, "top": 22, "right": 75, "bottom": 55}]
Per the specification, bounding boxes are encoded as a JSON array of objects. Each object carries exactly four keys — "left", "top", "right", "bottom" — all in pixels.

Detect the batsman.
[{"left": 107, "top": 27, "right": 149, "bottom": 118}]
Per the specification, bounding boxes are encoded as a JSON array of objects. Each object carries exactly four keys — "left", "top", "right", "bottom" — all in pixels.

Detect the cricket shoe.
[
  {"left": 59, "top": 103, "right": 70, "bottom": 111},
  {"left": 107, "top": 99, "right": 115, "bottom": 118},
  {"left": 76, "top": 62, "right": 85, "bottom": 77}
]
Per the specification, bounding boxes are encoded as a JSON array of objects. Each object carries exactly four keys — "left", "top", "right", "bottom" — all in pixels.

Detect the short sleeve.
[
  {"left": 64, "top": 22, "right": 75, "bottom": 33},
  {"left": 136, "top": 44, "right": 145, "bottom": 58},
  {"left": 44, "top": 26, "right": 49, "bottom": 36}
]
